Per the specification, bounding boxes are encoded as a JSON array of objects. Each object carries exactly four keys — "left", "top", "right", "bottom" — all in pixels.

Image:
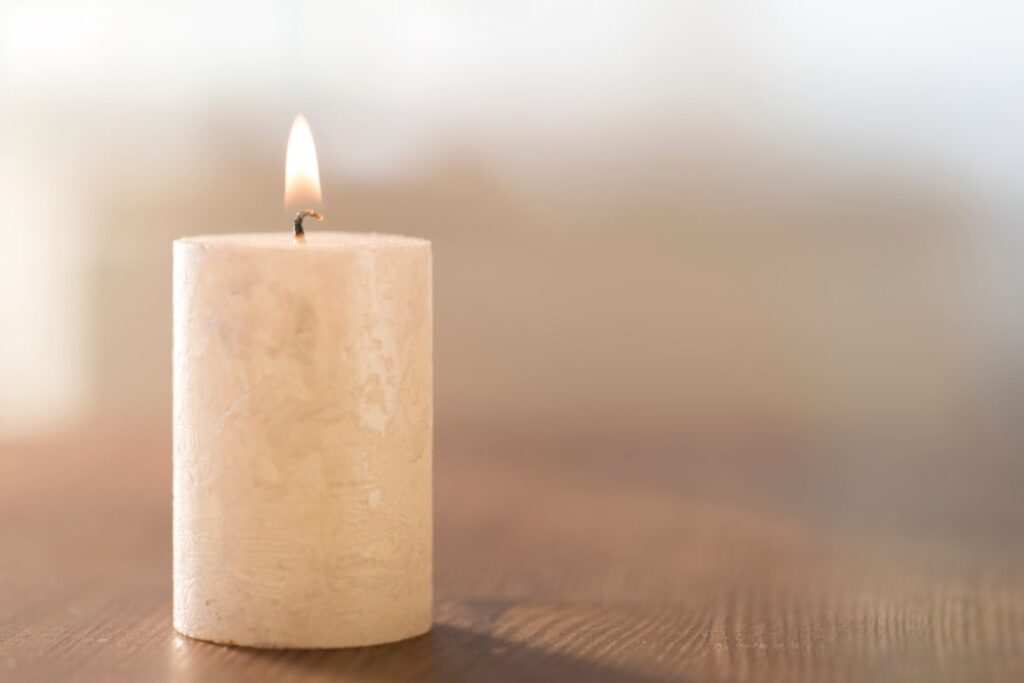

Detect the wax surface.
[{"left": 173, "top": 232, "right": 432, "bottom": 648}]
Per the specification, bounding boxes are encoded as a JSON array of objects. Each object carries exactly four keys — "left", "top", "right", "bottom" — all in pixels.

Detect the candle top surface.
[{"left": 175, "top": 231, "right": 429, "bottom": 251}]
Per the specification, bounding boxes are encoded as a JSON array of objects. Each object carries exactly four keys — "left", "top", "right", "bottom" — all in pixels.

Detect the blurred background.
[{"left": 2, "top": 0, "right": 1023, "bottom": 445}]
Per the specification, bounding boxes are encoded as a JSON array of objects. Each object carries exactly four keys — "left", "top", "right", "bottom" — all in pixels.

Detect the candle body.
[{"left": 173, "top": 232, "right": 431, "bottom": 648}]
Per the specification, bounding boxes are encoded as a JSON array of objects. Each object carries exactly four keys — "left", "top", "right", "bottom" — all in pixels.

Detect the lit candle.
[{"left": 172, "top": 115, "right": 432, "bottom": 648}]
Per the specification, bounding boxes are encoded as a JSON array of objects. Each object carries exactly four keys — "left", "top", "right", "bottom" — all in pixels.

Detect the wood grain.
[{"left": 1, "top": 420, "right": 1023, "bottom": 682}]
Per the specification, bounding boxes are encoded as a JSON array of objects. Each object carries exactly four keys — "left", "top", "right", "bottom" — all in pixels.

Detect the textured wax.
[{"left": 172, "top": 232, "right": 432, "bottom": 648}]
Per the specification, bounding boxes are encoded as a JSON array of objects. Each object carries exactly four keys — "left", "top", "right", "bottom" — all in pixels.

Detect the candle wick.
[{"left": 294, "top": 210, "right": 324, "bottom": 241}]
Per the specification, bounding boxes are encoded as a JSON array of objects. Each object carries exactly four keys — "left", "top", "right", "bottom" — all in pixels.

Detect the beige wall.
[
  {"left": 0, "top": 106, "right": 977, "bottom": 438},
  {"left": 2, "top": 1, "right": 1018, "bottom": 439}
]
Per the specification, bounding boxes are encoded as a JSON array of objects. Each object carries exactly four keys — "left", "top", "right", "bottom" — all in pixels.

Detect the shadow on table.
[{"left": 170, "top": 621, "right": 678, "bottom": 683}]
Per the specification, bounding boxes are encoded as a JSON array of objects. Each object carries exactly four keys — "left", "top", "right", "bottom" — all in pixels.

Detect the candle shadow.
[{"left": 169, "top": 613, "right": 681, "bottom": 683}]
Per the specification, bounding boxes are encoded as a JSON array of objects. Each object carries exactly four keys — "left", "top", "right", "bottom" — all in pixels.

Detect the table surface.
[{"left": 1, "top": 420, "right": 1023, "bottom": 682}]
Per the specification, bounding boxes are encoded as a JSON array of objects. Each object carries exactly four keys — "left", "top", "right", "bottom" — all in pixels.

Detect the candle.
[{"left": 172, "top": 116, "right": 432, "bottom": 648}]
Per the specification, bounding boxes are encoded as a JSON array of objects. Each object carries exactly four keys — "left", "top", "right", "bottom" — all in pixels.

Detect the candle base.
[{"left": 173, "top": 621, "right": 433, "bottom": 650}]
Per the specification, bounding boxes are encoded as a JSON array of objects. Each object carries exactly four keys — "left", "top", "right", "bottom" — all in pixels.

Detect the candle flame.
[{"left": 285, "top": 114, "right": 321, "bottom": 207}]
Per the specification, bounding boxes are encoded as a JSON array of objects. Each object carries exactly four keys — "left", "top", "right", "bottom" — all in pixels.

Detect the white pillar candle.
[{"left": 172, "top": 231, "right": 432, "bottom": 648}]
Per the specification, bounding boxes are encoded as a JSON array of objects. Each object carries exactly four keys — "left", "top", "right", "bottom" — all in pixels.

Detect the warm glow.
[{"left": 284, "top": 114, "right": 321, "bottom": 207}]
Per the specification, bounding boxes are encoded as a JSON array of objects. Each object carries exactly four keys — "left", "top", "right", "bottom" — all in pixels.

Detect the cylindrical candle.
[{"left": 172, "top": 231, "right": 432, "bottom": 648}]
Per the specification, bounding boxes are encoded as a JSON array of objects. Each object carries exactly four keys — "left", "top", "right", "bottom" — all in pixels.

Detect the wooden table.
[{"left": 2, "top": 421, "right": 1023, "bottom": 682}]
